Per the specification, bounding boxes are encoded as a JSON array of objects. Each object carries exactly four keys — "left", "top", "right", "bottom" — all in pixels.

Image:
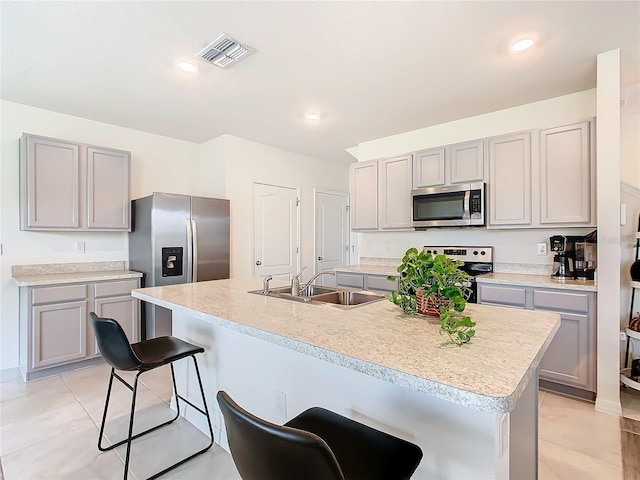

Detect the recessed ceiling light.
[
  {"left": 511, "top": 38, "right": 534, "bottom": 52},
  {"left": 305, "top": 112, "right": 322, "bottom": 121},
  {"left": 177, "top": 61, "right": 198, "bottom": 73}
]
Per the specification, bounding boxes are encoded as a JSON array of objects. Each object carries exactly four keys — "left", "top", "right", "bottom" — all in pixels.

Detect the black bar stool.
[
  {"left": 217, "top": 390, "right": 423, "bottom": 480},
  {"left": 89, "top": 312, "right": 214, "bottom": 480}
]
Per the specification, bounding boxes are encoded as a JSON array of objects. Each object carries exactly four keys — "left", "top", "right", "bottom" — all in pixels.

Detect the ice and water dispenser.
[{"left": 162, "top": 247, "right": 183, "bottom": 277}]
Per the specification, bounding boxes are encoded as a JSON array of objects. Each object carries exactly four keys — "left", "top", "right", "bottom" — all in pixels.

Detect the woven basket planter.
[{"left": 416, "top": 289, "right": 449, "bottom": 317}]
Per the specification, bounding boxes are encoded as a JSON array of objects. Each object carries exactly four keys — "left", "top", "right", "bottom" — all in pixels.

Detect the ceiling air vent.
[{"left": 196, "top": 33, "right": 255, "bottom": 69}]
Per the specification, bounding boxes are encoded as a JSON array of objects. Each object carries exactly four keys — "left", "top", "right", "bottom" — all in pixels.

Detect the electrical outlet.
[
  {"left": 537, "top": 243, "right": 547, "bottom": 255},
  {"left": 275, "top": 390, "right": 287, "bottom": 421},
  {"left": 75, "top": 241, "right": 86, "bottom": 253}
]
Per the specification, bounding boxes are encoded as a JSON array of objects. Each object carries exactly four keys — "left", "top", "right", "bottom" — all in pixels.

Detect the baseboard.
[{"left": 539, "top": 379, "right": 596, "bottom": 402}]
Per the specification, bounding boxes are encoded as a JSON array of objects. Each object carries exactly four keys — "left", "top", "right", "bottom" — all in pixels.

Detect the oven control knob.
[
  {"left": 480, "top": 250, "right": 486, "bottom": 255},
  {"left": 426, "top": 249, "right": 431, "bottom": 254},
  {"left": 433, "top": 250, "right": 438, "bottom": 254},
  {"left": 473, "top": 250, "right": 478, "bottom": 255}
]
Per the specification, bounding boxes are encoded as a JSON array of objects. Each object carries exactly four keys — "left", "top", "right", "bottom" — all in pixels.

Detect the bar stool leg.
[
  {"left": 122, "top": 373, "right": 141, "bottom": 480},
  {"left": 97, "top": 368, "right": 116, "bottom": 452}
]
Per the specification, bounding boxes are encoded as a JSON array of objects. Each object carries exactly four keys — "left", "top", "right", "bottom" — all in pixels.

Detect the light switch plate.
[{"left": 537, "top": 243, "right": 547, "bottom": 255}]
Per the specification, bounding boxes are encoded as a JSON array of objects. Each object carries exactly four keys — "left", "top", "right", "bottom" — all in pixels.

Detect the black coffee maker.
[{"left": 550, "top": 235, "right": 577, "bottom": 279}]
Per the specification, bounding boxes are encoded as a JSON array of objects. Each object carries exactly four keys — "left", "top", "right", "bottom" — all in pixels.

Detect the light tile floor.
[{"left": 1, "top": 364, "right": 639, "bottom": 479}]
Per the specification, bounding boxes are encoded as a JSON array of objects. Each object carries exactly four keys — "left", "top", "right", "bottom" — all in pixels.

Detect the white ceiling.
[{"left": 2, "top": 1, "right": 639, "bottom": 164}]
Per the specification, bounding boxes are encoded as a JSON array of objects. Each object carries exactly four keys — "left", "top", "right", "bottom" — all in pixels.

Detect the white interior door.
[
  {"left": 254, "top": 183, "right": 299, "bottom": 281},
  {"left": 315, "top": 190, "right": 350, "bottom": 286}
]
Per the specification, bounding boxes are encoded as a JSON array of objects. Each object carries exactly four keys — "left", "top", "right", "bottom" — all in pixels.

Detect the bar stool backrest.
[
  {"left": 217, "top": 391, "right": 345, "bottom": 480},
  {"left": 89, "top": 312, "right": 142, "bottom": 371}
]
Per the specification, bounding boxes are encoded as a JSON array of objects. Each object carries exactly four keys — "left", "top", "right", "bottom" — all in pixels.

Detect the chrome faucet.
[
  {"left": 262, "top": 275, "right": 273, "bottom": 295},
  {"left": 292, "top": 269, "right": 336, "bottom": 296},
  {"left": 290, "top": 266, "right": 308, "bottom": 297}
]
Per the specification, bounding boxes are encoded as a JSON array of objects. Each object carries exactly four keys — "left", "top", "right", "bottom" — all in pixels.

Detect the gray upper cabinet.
[
  {"left": 379, "top": 154, "right": 412, "bottom": 229},
  {"left": 20, "top": 133, "right": 131, "bottom": 231},
  {"left": 540, "top": 122, "right": 592, "bottom": 225},
  {"left": 449, "top": 140, "right": 484, "bottom": 184},
  {"left": 86, "top": 147, "right": 130, "bottom": 230},
  {"left": 350, "top": 160, "right": 379, "bottom": 230},
  {"left": 412, "top": 141, "right": 484, "bottom": 189},
  {"left": 488, "top": 132, "right": 532, "bottom": 226},
  {"left": 413, "top": 147, "right": 446, "bottom": 188},
  {"left": 21, "top": 135, "right": 81, "bottom": 229}
]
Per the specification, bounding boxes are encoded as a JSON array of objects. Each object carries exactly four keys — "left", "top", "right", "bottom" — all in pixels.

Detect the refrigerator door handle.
[
  {"left": 186, "top": 218, "right": 194, "bottom": 283},
  {"left": 191, "top": 219, "right": 199, "bottom": 282}
]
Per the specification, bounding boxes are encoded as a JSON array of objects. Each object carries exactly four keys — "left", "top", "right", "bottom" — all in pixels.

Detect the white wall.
[
  {"left": 621, "top": 83, "right": 640, "bottom": 188},
  {"left": 350, "top": 90, "right": 598, "bottom": 265},
  {"left": 221, "top": 135, "right": 349, "bottom": 279},
  {"left": 0, "top": 101, "right": 208, "bottom": 369}
]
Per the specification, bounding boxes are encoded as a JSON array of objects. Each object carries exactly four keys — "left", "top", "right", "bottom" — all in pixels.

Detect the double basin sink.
[{"left": 248, "top": 285, "right": 386, "bottom": 309}]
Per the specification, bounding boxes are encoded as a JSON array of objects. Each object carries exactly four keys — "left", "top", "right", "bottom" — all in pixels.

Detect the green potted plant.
[{"left": 388, "top": 247, "right": 476, "bottom": 345}]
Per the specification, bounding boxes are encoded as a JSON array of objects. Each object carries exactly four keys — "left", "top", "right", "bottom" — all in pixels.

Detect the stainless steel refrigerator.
[{"left": 128, "top": 192, "right": 230, "bottom": 339}]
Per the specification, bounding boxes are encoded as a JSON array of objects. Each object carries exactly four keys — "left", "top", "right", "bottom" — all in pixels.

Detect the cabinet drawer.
[
  {"left": 94, "top": 279, "right": 139, "bottom": 298},
  {"left": 365, "top": 275, "right": 397, "bottom": 292},
  {"left": 32, "top": 284, "right": 87, "bottom": 305},
  {"left": 335, "top": 272, "right": 364, "bottom": 289},
  {"left": 478, "top": 284, "right": 526, "bottom": 308},
  {"left": 533, "top": 290, "right": 589, "bottom": 313}
]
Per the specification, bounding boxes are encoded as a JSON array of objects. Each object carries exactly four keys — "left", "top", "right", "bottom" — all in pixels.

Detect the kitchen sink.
[
  {"left": 309, "top": 290, "right": 385, "bottom": 306},
  {"left": 248, "top": 285, "right": 385, "bottom": 308}
]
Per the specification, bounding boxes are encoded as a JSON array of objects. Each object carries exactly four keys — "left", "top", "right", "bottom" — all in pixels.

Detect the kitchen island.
[{"left": 132, "top": 277, "right": 560, "bottom": 479}]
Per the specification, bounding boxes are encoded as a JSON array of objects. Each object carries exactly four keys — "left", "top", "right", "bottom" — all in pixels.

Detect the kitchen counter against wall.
[
  {"left": 12, "top": 261, "right": 142, "bottom": 286},
  {"left": 476, "top": 272, "right": 597, "bottom": 292}
]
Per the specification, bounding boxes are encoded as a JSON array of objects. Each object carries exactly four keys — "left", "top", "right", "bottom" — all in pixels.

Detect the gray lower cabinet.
[
  {"left": 478, "top": 283, "right": 596, "bottom": 397},
  {"left": 336, "top": 271, "right": 398, "bottom": 293},
  {"left": 20, "top": 133, "right": 131, "bottom": 231},
  {"left": 19, "top": 278, "right": 140, "bottom": 380}
]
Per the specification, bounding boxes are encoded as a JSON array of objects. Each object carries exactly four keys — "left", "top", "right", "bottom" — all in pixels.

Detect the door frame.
[
  {"left": 252, "top": 181, "right": 301, "bottom": 278},
  {"left": 313, "top": 188, "right": 350, "bottom": 275}
]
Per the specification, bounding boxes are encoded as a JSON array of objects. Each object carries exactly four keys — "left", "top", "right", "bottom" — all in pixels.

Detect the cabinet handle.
[{"left": 256, "top": 260, "right": 262, "bottom": 266}]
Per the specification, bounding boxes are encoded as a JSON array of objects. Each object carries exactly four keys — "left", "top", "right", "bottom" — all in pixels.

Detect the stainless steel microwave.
[{"left": 411, "top": 182, "right": 485, "bottom": 228}]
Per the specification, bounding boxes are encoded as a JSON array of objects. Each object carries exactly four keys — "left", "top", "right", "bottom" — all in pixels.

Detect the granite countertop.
[
  {"left": 476, "top": 272, "right": 597, "bottom": 292},
  {"left": 132, "top": 277, "right": 560, "bottom": 414},
  {"left": 12, "top": 261, "right": 142, "bottom": 286}
]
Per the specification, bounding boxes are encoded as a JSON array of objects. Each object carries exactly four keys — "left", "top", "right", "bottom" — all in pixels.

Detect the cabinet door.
[
  {"left": 379, "top": 155, "right": 412, "bottom": 229},
  {"left": 21, "top": 135, "right": 80, "bottom": 229},
  {"left": 540, "top": 122, "right": 591, "bottom": 225},
  {"left": 413, "top": 148, "right": 445, "bottom": 188},
  {"left": 32, "top": 300, "right": 87, "bottom": 369},
  {"left": 449, "top": 140, "right": 484, "bottom": 184},
  {"left": 92, "top": 295, "right": 140, "bottom": 356},
  {"left": 539, "top": 312, "right": 591, "bottom": 389},
  {"left": 87, "top": 147, "right": 131, "bottom": 230},
  {"left": 488, "top": 133, "right": 532, "bottom": 226},
  {"left": 350, "top": 161, "right": 378, "bottom": 230}
]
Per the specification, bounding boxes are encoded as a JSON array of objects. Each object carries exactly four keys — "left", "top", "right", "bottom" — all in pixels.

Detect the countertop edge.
[
  {"left": 476, "top": 273, "right": 597, "bottom": 292},
  {"left": 13, "top": 270, "right": 143, "bottom": 287},
  {"left": 132, "top": 289, "right": 531, "bottom": 414}
]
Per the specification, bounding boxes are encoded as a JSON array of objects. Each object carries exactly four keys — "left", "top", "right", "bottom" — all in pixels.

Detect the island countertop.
[{"left": 132, "top": 277, "right": 560, "bottom": 414}]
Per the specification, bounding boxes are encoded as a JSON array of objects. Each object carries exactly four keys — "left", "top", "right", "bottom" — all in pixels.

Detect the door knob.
[
  {"left": 317, "top": 256, "right": 324, "bottom": 261},
  {"left": 256, "top": 260, "right": 262, "bottom": 266}
]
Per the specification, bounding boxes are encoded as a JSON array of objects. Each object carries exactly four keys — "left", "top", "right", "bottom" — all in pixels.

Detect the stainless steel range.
[{"left": 422, "top": 246, "right": 494, "bottom": 303}]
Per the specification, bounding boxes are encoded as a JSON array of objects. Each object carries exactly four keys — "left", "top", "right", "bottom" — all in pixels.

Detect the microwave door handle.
[{"left": 463, "top": 190, "right": 471, "bottom": 219}]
